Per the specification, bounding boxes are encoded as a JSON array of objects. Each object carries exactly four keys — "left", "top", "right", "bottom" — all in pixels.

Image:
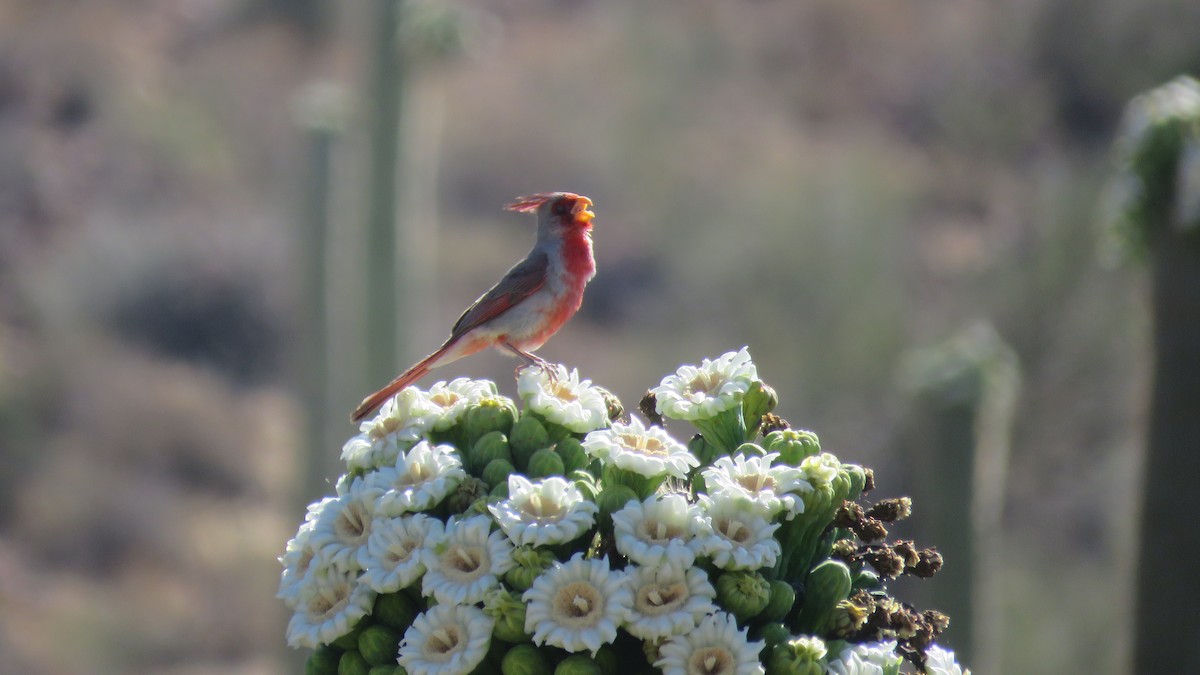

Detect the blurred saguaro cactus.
[
  {"left": 1103, "top": 75, "right": 1200, "bottom": 674},
  {"left": 898, "top": 323, "right": 1019, "bottom": 674}
]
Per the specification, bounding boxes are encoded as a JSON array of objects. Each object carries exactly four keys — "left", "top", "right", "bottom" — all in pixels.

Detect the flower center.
[
  {"left": 635, "top": 581, "right": 689, "bottom": 616},
  {"left": 553, "top": 581, "right": 603, "bottom": 627},
  {"left": 399, "top": 462, "right": 435, "bottom": 488},
  {"left": 688, "top": 647, "right": 733, "bottom": 675},
  {"left": 307, "top": 581, "right": 350, "bottom": 621},
  {"left": 638, "top": 518, "right": 685, "bottom": 544},
  {"left": 714, "top": 517, "right": 751, "bottom": 543},
  {"left": 551, "top": 381, "right": 579, "bottom": 402},
  {"left": 521, "top": 493, "right": 566, "bottom": 521},
  {"left": 336, "top": 503, "right": 370, "bottom": 542},
  {"left": 686, "top": 372, "right": 722, "bottom": 398},
  {"left": 620, "top": 433, "right": 668, "bottom": 457},
  {"left": 737, "top": 473, "right": 775, "bottom": 492},
  {"left": 424, "top": 626, "right": 464, "bottom": 661},
  {"left": 387, "top": 539, "right": 419, "bottom": 564},
  {"left": 431, "top": 391, "right": 462, "bottom": 408},
  {"left": 441, "top": 545, "right": 486, "bottom": 580}
]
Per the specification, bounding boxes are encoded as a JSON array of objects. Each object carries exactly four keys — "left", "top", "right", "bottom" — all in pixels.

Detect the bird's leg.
[{"left": 502, "top": 342, "right": 557, "bottom": 383}]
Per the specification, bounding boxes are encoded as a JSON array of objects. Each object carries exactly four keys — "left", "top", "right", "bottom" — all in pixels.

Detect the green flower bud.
[
  {"left": 527, "top": 448, "right": 566, "bottom": 478},
  {"left": 501, "top": 643, "right": 552, "bottom": 675},
  {"left": 567, "top": 469, "right": 599, "bottom": 501},
  {"left": 504, "top": 545, "right": 556, "bottom": 592},
  {"left": 544, "top": 420, "right": 576, "bottom": 443},
  {"left": 307, "top": 645, "right": 342, "bottom": 675},
  {"left": 484, "top": 589, "right": 532, "bottom": 643},
  {"left": 358, "top": 625, "right": 402, "bottom": 666},
  {"left": 592, "top": 645, "right": 618, "bottom": 675},
  {"left": 339, "top": 650, "right": 370, "bottom": 675},
  {"left": 490, "top": 480, "right": 510, "bottom": 500},
  {"left": 792, "top": 560, "right": 852, "bottom": 634},
  {"left": 447, "top": 477, "right": 491, "bottom": 514},
  {"left": 715, "top": 570, "right": 772, "bottom": 622},
  {"left": 840, "top": 464, "right": 867, "bottom": 502},
  {"left": 851, "top": 568, "right": 881, "bottom": 592},
  {"left": 555, "top": 654, "right": 602, "bottom": 675},
  {"left": 510, "top": 414, "right": 550, "bottom": 470},
  {"left": 735, "top": 442, "right": 767, "bottom": 458},
  {"left": 368, "top": 665, "right": 402, "bottom": 675},
  {"left": 466, "top": 398, "right": 517, "bottom": 446},
  {"left": 482, "top": 458, "right": 517, "bottom": 488},
  {"left": 470, "top": 431, "right": 513, "bottom": 474},
  {"left": 759, "top": 579, "right": 797, "bottom": 623},
  {"left": 331, "top": 619, "right": 367, "bottom": 650},
  {"left": 687, "top": 434, "right": 719, "bottom": 467},
  {"left": 753, "top": 622, "right": 792, "bottom": 649},
  {"left": 595, "top": 484, "right": 639, "bottom": 530},
  {"left": 766, "top": 636, "right": 827, "bottom": 675},
  {"left": 763, "top": 430, "right": 821, "bottom": 466},
  {"left": 742, "top": 381, "right": 778, "bottom": 435},
  {"left": 374, "top": 591, "right": 419, "bottom": 632},
  {"left": 554, "top": 438, "right": 590, "bottom": 474}
]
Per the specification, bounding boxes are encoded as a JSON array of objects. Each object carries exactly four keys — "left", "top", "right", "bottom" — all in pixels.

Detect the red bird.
[{"left": 351, "top": 192, "right": 597, "bottom": 422}]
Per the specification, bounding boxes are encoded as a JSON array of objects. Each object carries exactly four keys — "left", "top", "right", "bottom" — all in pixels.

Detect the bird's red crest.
[{"left": 504, "top": 192, "right": 581, "bottom": 213}]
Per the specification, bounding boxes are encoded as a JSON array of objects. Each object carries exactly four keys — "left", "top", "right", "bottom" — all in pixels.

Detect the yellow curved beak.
[{"left": 573, "top": 197, "right": 595, "bottom": 224}]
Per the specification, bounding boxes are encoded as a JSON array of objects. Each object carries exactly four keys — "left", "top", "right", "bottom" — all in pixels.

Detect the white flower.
[
  {"left": 651, "top": 347, "right": 758, "bottom": 421},
  {"left": 517, "top": 364, "right": 609, "bottom": 433},
  {"left": 826, "top": 641, "right": 902, "bottom": 675},
  {"left": 523, "top": 554, "right": 632, "bottom": 655},
  {"left": 359, "top": 513, "right": 444, "bottom": 593},
  {"left": 343, "top": 388, "right": 440, "bottom": 471},
  {"left": 655, "top": 611, "right": 764, "bottom": 675},
  {"left": 278, "top": 518, "right": 321, "bottom": 609},
  {"left": 398, "top": 603, "right": 494, "bottom": 675},
  {"left": 799, "top": 452, "right": 841, "bottom": 487},
  {"left": 426, "top": 378, "right": 498, "bottom": 431},
  {"left": 286, "top": 565, "right": 376, "bottom": 649},
  {"left": 367, "top": 440, "right": 466, "bottom": 516},
  {"left": 624, "top": 562, "right": 717, "bottom": 640},
  {"left": 923, "top": 645, "right": 970, "bottom": 675},
  {"left": 612, "top": 494, "right": 700, "bottom": 568},
  {"left": 489, "top": 475, "right": 598, "bottom": 547},
  {"left": 692, "top": 494, "right": 781, "bottom": 570},
  {"left": 421, "top": 515, "right": 514, "bottom": 605},
  {"left": 308, "top": 479, "right": 383, "bottom": 571},
  {"left": 582, "top": 418, "right": 698, "bottom": 479},
  {"left": 702, "top": 453, "right": 809, "bottom": 519}
]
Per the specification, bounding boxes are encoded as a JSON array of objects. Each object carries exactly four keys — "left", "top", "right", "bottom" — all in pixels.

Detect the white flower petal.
[
  {"left": 286, "top": 565, "right": 376, "bottom": 649},
  {"left": 651, "top": 347, "right": 758, "bottom": 422},
  {"left": 612, "top": 494, "right": 699, "bottom": 568},
  {"left": 692, "top": 494, "right": 781, "bottom": 570},
  {"left": 489, "top": 475, "right": 598, "bottom": 547},
  {"left": 517, "top": 365, "right": 609, "bottom": 433},
  {"left": 358, "top": 513, "right": 444, "bottom": 593},
  {"left": 923, "top": 645, "right": 970, "bottom": 675},
  {"left": 655, "top": 612, "right": 764, "bottom": 675},
  {"left": 625, "top": 562, "right": 717, "bottom": 640},
  {"left": 421, "top": 515, "right": 514, "bottom": 605},
  {"left": 702, "top": 453, "right": 809, "bottom": 519},
  {"left": 582, "top": 418, "right": 697, "bottom": 479},
  {"left": 398, "top": 604, "right": 494, "bottom": 675},
  {"left": 826, "top": 640, "right": 902, "bottom": 675},
  {"left": 308, "top": 479, "right": 383, "bottom": 571},
  {"left": 523, "top": 554, "right": 631, "bottom": 655},
  {"left": 346, "top": 388, "right": 440, "bottom": 471},
  {"left": 426, "top": 378, "right": 499, "bottom": 431},
  {"left": 367, "top": 441, "right": 466, "bottom": 516}
]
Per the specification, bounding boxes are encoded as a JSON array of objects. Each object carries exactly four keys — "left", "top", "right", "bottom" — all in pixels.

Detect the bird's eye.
[{"left": 552, "top": 200, "right": 571, "bottom": 216}]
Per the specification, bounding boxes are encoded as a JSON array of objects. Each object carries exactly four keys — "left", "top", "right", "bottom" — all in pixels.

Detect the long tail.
[{"left": 350, "top": 340, "right": 458, "bottom": 422}]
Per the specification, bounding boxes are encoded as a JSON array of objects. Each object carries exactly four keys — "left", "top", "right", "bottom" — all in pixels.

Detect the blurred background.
[{"left": 1, "top": 1, "right": 1197, "bottom": 673}]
